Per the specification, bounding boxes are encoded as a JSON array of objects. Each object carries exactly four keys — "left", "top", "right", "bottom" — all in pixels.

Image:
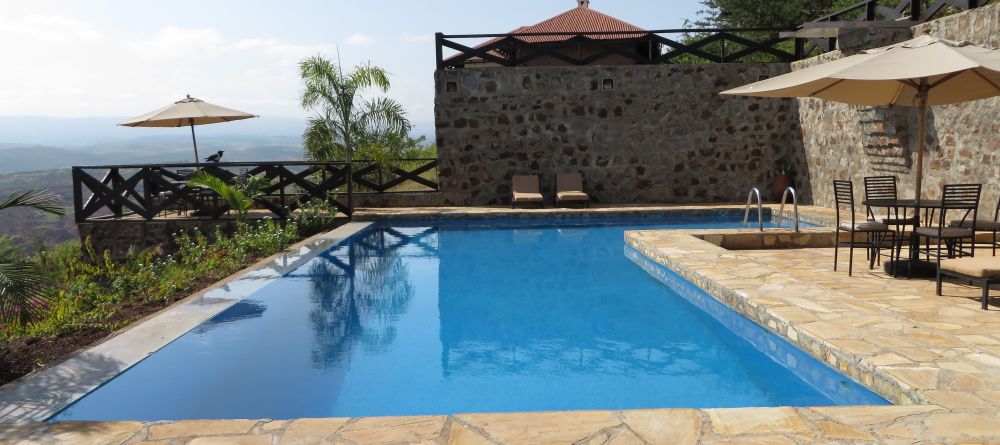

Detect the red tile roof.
[
  {"left": 446, "top": 5, "right": 649, "bottom": 64},
  {"left": 511, "top": 5, "right": 648, "bottom": 42}
]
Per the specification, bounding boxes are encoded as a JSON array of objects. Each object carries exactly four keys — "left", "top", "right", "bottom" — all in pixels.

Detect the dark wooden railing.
[
  {"left": 799, "top": 0, "right": 991, "bottom": 53},
  {"left": 438, "top": 2, "right": 992, "bottom": 69},
  {"left": 72, "top": 159, "right": 438, "bottom": 223},
  {"left": 436, "top": 28, "right": 814, "bottom": 69},
  {"left": 809, "top": 0, "right": 985, "bottom": 24}
]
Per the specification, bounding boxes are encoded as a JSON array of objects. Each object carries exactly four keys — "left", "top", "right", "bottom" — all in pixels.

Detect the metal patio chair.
[
  {"left": 916, "top": 184, "right": 982, "bottom": 265},
  {"left": 834, "top": 180, "right": 892, "bottom": 276},
  {"left": 950, "top": 195, "right": 1000, "bottom": 256}
]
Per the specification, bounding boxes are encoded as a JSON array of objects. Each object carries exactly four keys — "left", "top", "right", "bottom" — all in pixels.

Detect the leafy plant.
[
  {"left": 4, "top": 219, "right": 301, "bottom": 340},
  {"left": 774, "top": 159, "right": 794, "bottom": 177},
  {"left": 187, "top": 172, "right": 253, "bottom": 221},
  {"left": 292, "top": 199, "right": 339, "bottom": 237},
  {"left": 236, "top": 174, "right": 272, "bottom": 201},
  {"left": 0, "top": 190, "right": 64, "bottom": 325}
]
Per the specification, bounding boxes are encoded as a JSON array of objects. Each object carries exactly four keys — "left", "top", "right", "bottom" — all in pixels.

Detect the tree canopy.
[{"left": 299, "top": 57, "right": 412, "bottom": 164}]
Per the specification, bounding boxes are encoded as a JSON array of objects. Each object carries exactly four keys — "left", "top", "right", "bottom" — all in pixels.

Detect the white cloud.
[
  {"left": 0, "top": 15, "right": 102, "bottom": 43},
  {"left": 400, "top": 32, "right": 432, "bottom": 43},
  {"left": 0, "top": 17, "right": 344, "bottom": 118},
  {"left": 346, "top": 33, "right": 374, "bottom": 46},
  {"left": 0, "top": 13, "right": 435, "bottom": 129}
]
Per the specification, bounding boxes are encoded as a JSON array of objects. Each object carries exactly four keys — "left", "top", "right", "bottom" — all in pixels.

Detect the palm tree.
[
  {"left": 0, "top": 190, "right": 64, "bottom": 325},
  {"left": 299, "top": 56, "right": 411, "bottom": 213}
]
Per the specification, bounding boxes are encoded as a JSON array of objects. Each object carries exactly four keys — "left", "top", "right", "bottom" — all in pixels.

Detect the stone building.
[{"left": 427, "top": 2, "right": 1000, "bottom": 207}]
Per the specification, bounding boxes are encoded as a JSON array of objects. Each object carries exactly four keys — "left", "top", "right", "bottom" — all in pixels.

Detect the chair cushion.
[
  {"left": 939, "top": 257, "right": 1000, "bottom": 279},
  {"left": 556, "top": 173, "right": 584, "bottom": 192},
  {"left": 915, "top": 227, "right": 974, "bottom": 238},
  {"left": 511, "top": 175, "right": 540, "bottom": 194},
  {"left": 839, "top": 221, "right": 889, "bottom": 232},
  {"left": 949, "top": 219, "right": 1000, "bottom": 231},
  {"left": 876, "top": 216, "right": 918, "bottom": 226},
  {"left": 512, "top": 192, "right": 543, "bottom": 202},
  {"left": 556, "top": 191, "right": 589, "bottom": 202}
]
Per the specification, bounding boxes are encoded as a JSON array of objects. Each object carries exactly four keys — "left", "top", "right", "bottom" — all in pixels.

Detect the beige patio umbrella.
[
  {"left": 721, "top": 34, "right": 1000, "bottom": 199},
  {"left": 120, "top": 95, "right": 258, "bottom": 164}
]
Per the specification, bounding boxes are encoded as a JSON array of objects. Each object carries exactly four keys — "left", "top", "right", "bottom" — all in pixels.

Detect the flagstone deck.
[{"left": 4, "top": 205, "right": 999, "bottom": 443}]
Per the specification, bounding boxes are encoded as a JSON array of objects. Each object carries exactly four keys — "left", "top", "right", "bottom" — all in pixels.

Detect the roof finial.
[{"left": 577, "top": 0, "right": 589, "bottom": 7}]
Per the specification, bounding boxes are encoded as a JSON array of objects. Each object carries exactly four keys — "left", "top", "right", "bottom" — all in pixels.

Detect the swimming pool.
[{"left": 53, "top": 216, "right": 885, "bottom": 421}]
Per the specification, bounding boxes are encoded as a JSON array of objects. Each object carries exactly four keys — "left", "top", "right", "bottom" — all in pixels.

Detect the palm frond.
[
  {"left": 356, "top": 97, "right": 412, "bottom": 136},
  {"left": 348, "top": 63, "right": 391, "bottom": 92},
  {"left": 187, "top": 172, "right": 253, "bottom": 218},
  {"left": 303, "top": 117, "right": 347, "bottom": 161},
  {"left": 0, "top": 190, "right": 65, "bottom": 216},
  {"left": 0, "top": 259, "right": 51, "bottom": 325}
]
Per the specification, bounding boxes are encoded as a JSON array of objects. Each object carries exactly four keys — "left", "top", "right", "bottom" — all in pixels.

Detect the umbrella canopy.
[
  {"left": 721, "top": 35, "right": 1000, "bottom": 198},
  {"left": 120, "top": 95, "right": 258, "bottom": 164}
]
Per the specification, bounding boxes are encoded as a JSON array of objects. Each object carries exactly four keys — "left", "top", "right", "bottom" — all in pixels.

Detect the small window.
[
  {"left": 602, "top": 78, "right": 614, "bottom": 91},
  {"left": 758, "top": 75, "right": 770, "bottom": 81},
  {"left": 446, "top": 81, "right": 458, "bottom": 93}
]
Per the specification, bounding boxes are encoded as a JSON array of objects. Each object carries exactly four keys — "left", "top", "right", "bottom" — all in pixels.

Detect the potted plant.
[{"left": 771, "top": 159, "right": 794, "bottom": 201}]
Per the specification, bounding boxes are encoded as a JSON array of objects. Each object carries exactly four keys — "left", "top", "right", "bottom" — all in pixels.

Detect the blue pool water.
[{"left": 53, "top": 216, "right": 886, "bottom": 421}]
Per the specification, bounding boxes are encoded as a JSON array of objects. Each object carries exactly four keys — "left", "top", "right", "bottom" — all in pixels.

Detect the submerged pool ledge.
[
  {"left": 626, "top": 227, "right": 1000, "bottom": 441},
  {"left": 0, "top": 222, "right": 374, "bottom": 423},
  {"left": 626, "top": 230, "right": 918, "bottom": 406}
]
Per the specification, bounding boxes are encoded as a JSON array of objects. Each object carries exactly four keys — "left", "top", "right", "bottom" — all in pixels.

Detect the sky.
[{"left": 0, "top": 0, "right": 704, "bottom": 143}]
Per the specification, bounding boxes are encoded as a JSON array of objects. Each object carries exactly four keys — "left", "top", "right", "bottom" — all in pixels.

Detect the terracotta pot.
[{"left": 771, "top": 175, "right": 792, "bottom": 201}]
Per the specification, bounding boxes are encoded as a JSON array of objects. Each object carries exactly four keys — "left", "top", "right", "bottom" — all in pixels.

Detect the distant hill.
[
  {"left": 0, "top": 145, "right": 95, "bottom": 174},
  {"left": 0, "top": 136, "right": 305, "bottom": 174}
]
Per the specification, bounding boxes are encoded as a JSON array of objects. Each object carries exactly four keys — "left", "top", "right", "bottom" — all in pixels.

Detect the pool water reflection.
[{"left": 53, "top": 217, "right": 886, "bottom": 421}]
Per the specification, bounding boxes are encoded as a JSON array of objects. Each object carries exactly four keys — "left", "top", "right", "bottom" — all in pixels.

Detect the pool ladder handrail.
[
  {"left": 743, "top": 187, "right": 764, "bottom": 231},
  {"left": 776, "top": 186, "right": 801, "bottom": 232}
]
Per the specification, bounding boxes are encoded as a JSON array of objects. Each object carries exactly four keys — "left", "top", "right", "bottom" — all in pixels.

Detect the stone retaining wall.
[
  {"left": 796, "top": 3, "right": 1000, "bottom": 208},
  {"left": 434, "top": 63, "right": 809, "bottom": 205},
  {"left": 77, "top": 220, "right": 242, "bottom": 258}
]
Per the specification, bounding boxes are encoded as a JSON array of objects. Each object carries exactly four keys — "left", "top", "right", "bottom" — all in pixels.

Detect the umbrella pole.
[
  {"left": 189, "top": 118, "right": 200, "bottom": 166},
  {"left": 914, "top": 80, "right": 929, "bottom": 201}
]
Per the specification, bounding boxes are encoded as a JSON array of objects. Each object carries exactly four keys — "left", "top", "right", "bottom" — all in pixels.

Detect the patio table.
[{"left": 862, "top": 198, "right": 943, "bottom": 277}]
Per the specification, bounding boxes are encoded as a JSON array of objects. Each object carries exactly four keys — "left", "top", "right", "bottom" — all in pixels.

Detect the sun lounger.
[
  {"left": 511, "top": 175, "right": 544, "bottom": 208},
  {"left": 937, "top": 257, "right": 1000, "bottom": 310},
  {"left": 555, "top": 172, "right": 590, "bottom": 208}
]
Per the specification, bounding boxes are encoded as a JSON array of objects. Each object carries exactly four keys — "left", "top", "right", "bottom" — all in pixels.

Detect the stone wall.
[
  {"left": 796, "top": 3, "right": 1000, "bottom": 208},
  {"left": 434, "top": 63, "right": 810, "bottom": 205},
  {"left": 78, "top": 220, "right": 242, "bottom": 259}
]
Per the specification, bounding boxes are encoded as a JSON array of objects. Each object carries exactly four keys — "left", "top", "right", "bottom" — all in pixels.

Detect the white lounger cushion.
[{"left": 940, "top": 257, "right": 1000, "bottom": 278}]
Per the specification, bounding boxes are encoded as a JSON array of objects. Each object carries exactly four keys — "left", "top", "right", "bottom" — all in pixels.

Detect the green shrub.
[
  {"left": 292, "top": 200, "right": 339, "bottom": 237},
  {"left": 1, "top": 220, "right": 302, "bottom": 340}
]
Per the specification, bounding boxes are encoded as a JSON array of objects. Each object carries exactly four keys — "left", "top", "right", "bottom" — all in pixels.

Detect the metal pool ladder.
[
  {"left": 776, "top": 186, "right": 801, "bottom": 232},
  {"left": 743, "top": 187, "right": 763, "bottom": 231}
]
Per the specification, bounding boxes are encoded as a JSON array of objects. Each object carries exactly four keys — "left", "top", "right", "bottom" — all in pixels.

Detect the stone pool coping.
[
  {"left": 625, "top": 227, "right": 1000, "bottom": 442},
  {"left": 0, "top": 222, "right": 373, "bottom": 423},
  {"left": 4, "top": 204, "right": 996, "bottom": 443}
]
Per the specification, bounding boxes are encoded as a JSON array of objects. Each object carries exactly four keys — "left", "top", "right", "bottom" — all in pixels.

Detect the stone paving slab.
[
  {"left": 0, "top": 405, "right": 969, "bottom": 444},
  {"left": 625, "top": 224, "right": 1000, "bottom": 442}
]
